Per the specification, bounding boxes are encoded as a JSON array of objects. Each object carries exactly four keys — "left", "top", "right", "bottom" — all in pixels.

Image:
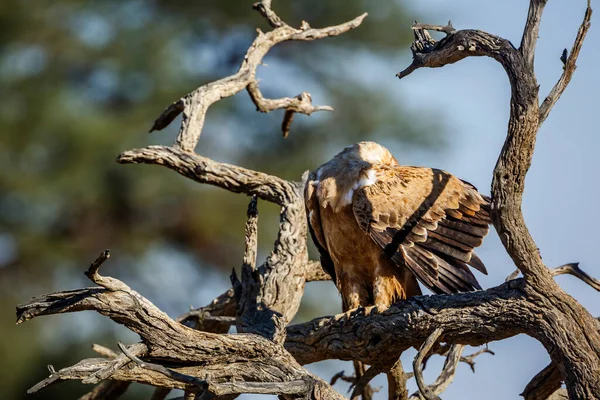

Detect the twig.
[
  {"left": 506, "top": 269, "right": 521, "bottom": 282},
  {"left": 28, "top": 365, "right": 61, "bottom": 394},
  {"left": 117, "top": 342, "right": 210, "bottom": 390},
  {"left": 409, "top": 344, "right": 465, "bottom": 400},
  {"left": 252, "top": 0, "right": 289, "bottom": 29},
  {"left": 330, "top": 370, "right": 356, "bottom": 386},
  {"left": 85, "top": 249, "right": 110, "bottom": 281},
  {"left": 83, "top": 343, "right": 147, "bottom": 384},
  {"left": 421, "top": 342, "right": 494, "bottom": 372},
  {"left": 282, "top": 109, "right": 294, "bottom": 138},
  {"left": 412, "top": 21, "right": 455, "bottom": 35},
  {"left": 91, "top": 343, "right": 118, "bottom": 358},
  {"left": 350, "top": 364, "right": 382, "bottom": 400},
  {"left": 551, "top": 262, "right": 600, "bottom": 291},
  {"left": 247, "top": 82, "right": 333, "bottom": 138},
  {"left": 539, "top": 0, "right": 592, "bottom": 124},
  {"left": 83, "top": 249, "right": 133, "bottom": 292},
  {"left": 460, "top": 347, "right": 495, "bottom": 373},
  {"left": 413, "top": 328, "right": 444, "bottom": 400}
]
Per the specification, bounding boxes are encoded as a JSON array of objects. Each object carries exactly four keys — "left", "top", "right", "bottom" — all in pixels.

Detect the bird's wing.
[
  {"left": 305, "top": 172, "right": 337, "bottom": 283},
  {"left": 352, "top": 165, "right": 491, "bottom": 294}
]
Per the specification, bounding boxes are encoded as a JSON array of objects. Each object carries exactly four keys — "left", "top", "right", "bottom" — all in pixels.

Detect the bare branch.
[
  {"left": 247, "top": 82, "right": 333, "bottom": 138},
  {"left": 506, "top": 269, "right": 521, "bottom": 282},
  {"left": 539, "top": 0, "right": 592, "bottom": 124},
  {"left": 349, "top": 360, "right": 375, "bottom": 400},
  {"left": 177, "top": 288, "right": 237, "bottom": 332},
  {"left": 19, "top": 250, "right": 347, "bottom": 399},
  {"left": 413, "top": 328, "right": 443, "bottom": 400},
  {"left": 252, "top": 0, "right": 289, "bottom": 29},
  {"left": 350, "top": 364, "right": 384, "bottom": 400},
  {"left": 412, "top": 21, "right": 455, "bottom": 35},
  {"left": 460, "top": 347, "right": 495, "bottom": 373},
  {"left": 83, "top": 343, "right": 147, "bottom": 384},
  {"left": 149, "top": 100, "right": 183, "bottom": 132},
  {"left": 178, "top": 260, "right": 330, "bottom": 333},
  {"left": 234, "top": 195, "right": 287, "bottom": 341},
  {"left": 421, "top": 342, "right": 493, "bottom": 373},
  {"left": 520, "top": 0, "right": 548, "bottom": 68},
  {"left": 506, "top": 262, "right": 599, "bottom": 292},
  {"left": 551, "top": 262, "right": 600, "bottom": 291},
  {"left": 148, "top": 1, "right": 366, "bottom": 150},
  {"left": 85, "top": 249, "right": 110, "bottom": 282},
  {"left": 409, "top": 344, "right": 465, "bottom": 400},
  {"left": 286, "top": 280, "right": 528, "bottom": 366},
  {"left": 282, "top": 109, "right": 295, "bottom": 138},
  {"left": 81, "top": 345, "right": 133, "bottom": 400},
  {"left": 387, "top": 360, "right": 410, "bottom": 400},
  {"left": 117, "top": 146, "right": 297, "bottom": 206},
  {"left": 521, "top": 361, "right": 562, "bottom": 400},
  {"left": 330, "top": 370, "right": 355, "bottom": 386},
  {"left": 396, "top": 3, "right": 600, "bottom": 396},
  {"left": 117, "top": 342, "right": 210, "bottom": 390},
  {"left": 91, "top": 344, "right": 118, "bottom": 359},
  {"left": 396, "top": 29, "right": 517, "bottom": 81}
]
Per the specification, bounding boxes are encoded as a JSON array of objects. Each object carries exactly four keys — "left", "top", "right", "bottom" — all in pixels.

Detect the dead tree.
[{"left": 16, "top": 1, "right": 599, "bottom": 399}]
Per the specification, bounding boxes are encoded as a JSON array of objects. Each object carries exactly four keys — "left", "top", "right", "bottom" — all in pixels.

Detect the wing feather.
[
  {"left": 305, "top": 173, "right": 336, "bottom": 282},
  {"left": 352, "top": 165, "right": 490, "bottom": 294}
]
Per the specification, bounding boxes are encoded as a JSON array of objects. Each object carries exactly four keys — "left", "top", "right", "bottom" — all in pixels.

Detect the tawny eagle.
[{"left": 305, "top": 141, "right": 491, "bottom": 310}]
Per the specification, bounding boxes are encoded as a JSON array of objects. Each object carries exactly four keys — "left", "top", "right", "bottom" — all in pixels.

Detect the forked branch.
[
  {"left": 149, "top": 0, "right": 366, "bottom": 149},
  {"left": 18, "top": 252, "right": 345, "bottom": 399},
  {"left": 409, "top": 343, "right": 465, "bottom": 400},
  {"left": 539, "top": 0, "right": 592, "bottom": 124},
  {"left": 396, "top": 1, "right": 599, "bottom": 398}
]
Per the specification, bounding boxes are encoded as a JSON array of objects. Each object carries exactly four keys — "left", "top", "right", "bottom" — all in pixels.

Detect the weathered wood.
[
  {"left": 397, "top": 1, "right": 598, "bottom": 397},
  {"left": 148, "top": 1, "right": 366, "bottom": 149}
]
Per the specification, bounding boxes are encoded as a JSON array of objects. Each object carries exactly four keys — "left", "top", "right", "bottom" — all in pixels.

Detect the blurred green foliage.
[{"left": 0, "top": 1, "right": 441, "bottom": 398}]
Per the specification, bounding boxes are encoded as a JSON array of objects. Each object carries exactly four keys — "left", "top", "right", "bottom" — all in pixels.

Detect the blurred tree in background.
[{"left": 0, "top": 1, "right": 441, "bottom": 398}]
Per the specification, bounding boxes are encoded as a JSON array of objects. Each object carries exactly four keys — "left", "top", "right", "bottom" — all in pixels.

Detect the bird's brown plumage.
[{"left": 305, "top": 141, "right": 491, "bottom": 310}]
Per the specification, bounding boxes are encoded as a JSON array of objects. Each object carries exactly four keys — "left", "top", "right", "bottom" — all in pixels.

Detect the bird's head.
[{"left": 341, "top": 141, "right": 398, "bottom": 167}]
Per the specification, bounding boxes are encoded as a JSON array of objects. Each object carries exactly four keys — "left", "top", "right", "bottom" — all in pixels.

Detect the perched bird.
[{"left": 305, "top": 141, "right": 491, "bottom": 311}]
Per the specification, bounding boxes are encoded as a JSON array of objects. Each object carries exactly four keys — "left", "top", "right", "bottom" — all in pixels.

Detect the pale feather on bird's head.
[
  {"left": 311, "top": 142, "right": 398, "bottom": 211},
  {"left": 341, "top": 141, "right": 398, "bottom": 167}
]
